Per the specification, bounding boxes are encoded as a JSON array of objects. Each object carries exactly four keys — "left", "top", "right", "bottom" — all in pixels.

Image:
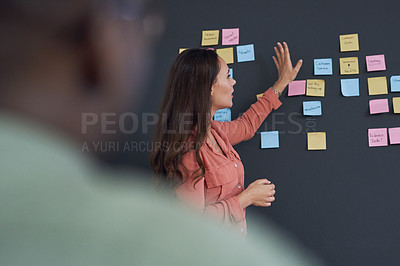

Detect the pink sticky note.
[
  {"left": 368, "top": 128, "right": 388, "bottom": 147},
  {"left": 288, "top": 80, "right": 306, "bottom": 96},
  {"left": 222, "top": 28, "right": 239, "bottom": 45},
  {"left": 389, "top": 127, "right": 400, "bottom": 144},
  {"left": 369, "top": 98, "right": 389, "bottom": 114},
  {"left": 366, "top": 54, "right": 386, "bottom": 72}
]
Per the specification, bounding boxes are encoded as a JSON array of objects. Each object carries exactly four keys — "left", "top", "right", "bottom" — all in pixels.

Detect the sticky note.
[
  {"left": 236, "top": 44, "right": 255, "bottom": 62},
  {"left": 201, "top": 30, "right": 219, "bottom": 46},
  {"left": 366, "top": 54, "right": 386, "bottom": 72},
  {"left": 216, "top": 47, "right": 234, "bottom": 64},
  {"left": 229, "top": 68, "right": 233, "bottom": 78},
  {"left": 261, "top": 131, "right": 279, "bottom": 149},
  {"left": 368, "top": 76, "right": 388, "bottom": 95},
  {"left": 369, "top": 99, "right": 389, "bottom": 114},
  {"left": 214, "top": 108, "right": 231, "bottom": 122},
  {"left": 393, "top": 97, "right": 400, "bottom": 113},
  {"left": 307, "top": 132, "right": 326, "bottom": 150},
  {"left": 390, "top": 76, "right": 400, "bottom": 92},
  {"left": 388, "top": 127, "right": 400, "bottom": 144},
  {"left": 340, "top": 57, "right": 359, "bottom": 75},
  {"left": 288, "top": 80, "right": 306, "bottom": 96},
  {"left": 341, "top": 78, "right": 359, "bottom": 97},
  {"left": 340, "top": 33, "right": 359, "bottom": 52},
  {"left": 256, "top": 93, "right": 264, "bottom": 100},
  {"left": 368, "top": 128, "right": 388, "bottom": 147},
  {"left": 306, "top": 79, "right": 325, "bottom": 97},
  {"left": 314, "top": 58, "right": 333, "bottom": 75},
  {"left": 303, "top": 101, "right": 322, "bottom": 116},
  {"left": 222, "top": 28, "right": 239, "bottom": 46},
  {"left": 179, "top": 48, "right": 188, "bottom": 54}
]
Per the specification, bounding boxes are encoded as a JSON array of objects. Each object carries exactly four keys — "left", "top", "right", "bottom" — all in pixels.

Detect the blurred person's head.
[
  {"left": 151, "top": 48, "right": 236, "bottom": 188},
  {"left": 0, "top": 0, "right": 163, "bottom": 143}
]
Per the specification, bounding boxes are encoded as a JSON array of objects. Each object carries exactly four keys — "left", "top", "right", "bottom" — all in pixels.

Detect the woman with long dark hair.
[{"left": 151, "top": 42, "right": 302, "bottom": 234}]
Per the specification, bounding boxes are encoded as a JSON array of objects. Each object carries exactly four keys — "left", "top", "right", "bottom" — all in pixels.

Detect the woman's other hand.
[
  {"left": 272, "top": 42, "right": 302, "bottom": 94},
  {"left": 237, "top": 179, "right": 276, "bottom": 209}
]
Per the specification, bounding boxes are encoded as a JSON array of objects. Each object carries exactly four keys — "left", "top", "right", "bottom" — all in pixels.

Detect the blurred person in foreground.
[{"left": 0, "top": 0, "right": 323, "bottom": 265}]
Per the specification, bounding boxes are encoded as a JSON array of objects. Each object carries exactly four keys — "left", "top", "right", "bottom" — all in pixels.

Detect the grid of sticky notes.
[{"left": 179, "top": 28, "right": 256, "bottom": 66}]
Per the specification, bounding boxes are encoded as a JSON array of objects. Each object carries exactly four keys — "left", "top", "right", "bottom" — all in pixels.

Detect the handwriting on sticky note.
[
  {"left": 314, "top": 58, "right": 333, "bottom": 75},
  {"left": 288, "top": 80, "right": 306, "bottom": 96},
  {"left": 261, "top": 131, "right": 279, "bottom": 149},
  {"left": 222, "top": 28, "right": 239, "bottom": 45},
  {"left": 306, "top": 79, "right": 325, "bottom": 97},
  {"left": 369, "top": 99, "right": 389, "bottom": 114},
  {"left": 390, "top": 76, "right": 400, "bottom": 92},
  {"left": 389, "top": 127, "right": 400, "bottom": 144},
  {"left": 307, "top": 132, "right": 326, "bottom": 150},
  {"left": 340, "top": 33, "right": 359, "bottom": 52},
  {"left": 341, "top": 78, "right": 359, "bottom": 97},
  {"left": 303, "top": 101, "right": 322, "bottom": 116},
  {"left": 340, "top": 57, "right": 359, "bottom": 75},
  {"left": 366, "top": 54, "right": 386, "bottom": 72},
  {"left": 236, "top": 44, "right": 255, "bottom": 62},
  {"left": 201, "top": 30, "right": 219, "bottom": 46},
  {"left": 368, "top": 128, "right": 388, "bottom": 147},
  {"left": 216, "top": 47, "right": 234, "bottom": 64},
  {"left": 393, "top": 97, "right": 400, "bottom": 113},
  {"left": 256, "top": 93, "right": 264, "bottom": 100},
  {"left": 214, "top": 108, "right": 231, "bottom": 122},
  {"left": 368, "top": 76, "right": 388, "bottom": 95}
]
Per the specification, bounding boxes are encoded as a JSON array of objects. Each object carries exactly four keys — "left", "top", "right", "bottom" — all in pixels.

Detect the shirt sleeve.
[
  {"left": 215, "top": 88, "right": 282, "bottom": 146},
  {"left": 175, "top": 152, "right": 245, "bottom": 223}
]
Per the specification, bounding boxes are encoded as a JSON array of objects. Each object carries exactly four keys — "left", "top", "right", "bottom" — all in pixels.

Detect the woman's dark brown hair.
[{"left": 150, "top": 48, "right": 220, "bottom": 189}]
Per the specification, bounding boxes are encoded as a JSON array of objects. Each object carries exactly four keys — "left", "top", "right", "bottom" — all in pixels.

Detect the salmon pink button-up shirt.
[{"left": 175, "top": 88, "right": 282, "bottom": 234}]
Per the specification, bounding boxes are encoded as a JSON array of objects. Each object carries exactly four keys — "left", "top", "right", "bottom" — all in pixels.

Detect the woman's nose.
[{"left": 232, "top": 78, "right": 236, "bottom": 86}]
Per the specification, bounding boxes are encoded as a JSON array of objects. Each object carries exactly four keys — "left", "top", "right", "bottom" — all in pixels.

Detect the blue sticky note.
[
  {"left": 229, "top": 68, "right": 233, "bottom": 79},
  {"left": 261, "top": 131, "right": 279, "bottom": 149},
  {"left": 236, "top": 44, "right": 255, "bottom": 62},
  {"left": 303, "top": 101, "right": 322, "bottom": 116},
  {"left": 391, "top": 76, "right": 400, "bottom": 92},
  {"left": 314, "top": 58, "right": 333, "bottom": 75},
  {"left": 341, "top": 78, "right": 360, "bottom": 97},
  {"left": 214, "top": 108, "right": 231, "bottom": 122}
]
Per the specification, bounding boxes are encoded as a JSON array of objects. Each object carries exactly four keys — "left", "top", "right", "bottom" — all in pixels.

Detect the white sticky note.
[
  {"left": 261, "top": 131, "right": 279, "bottom": 149},
  {"left": 341, "top": 78, "right": 360, "bottom": 97},
  {"left": 236, "top": 44, "right": 255, "bottom": 62},
  {"left": 303, "top": 101, "right": 322, "bottom": 116},
  {"left": 390, "top": 76, "right": 400, "bottom": 92},
  {"left": 314, "top": 58, "right": 333, "bottom": 75},
  {"left": 214, "top": 108, "right": 231, "bottom": 122}
]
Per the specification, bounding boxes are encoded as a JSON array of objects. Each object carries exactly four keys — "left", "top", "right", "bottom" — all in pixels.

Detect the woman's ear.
[{"left": 210, "top": 86, "right": 214, "bottom": 96}]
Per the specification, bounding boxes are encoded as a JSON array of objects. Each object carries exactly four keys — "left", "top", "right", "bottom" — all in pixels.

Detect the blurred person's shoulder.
[{"left": 0, "top": 112, "right": 322, "bottom": 265}]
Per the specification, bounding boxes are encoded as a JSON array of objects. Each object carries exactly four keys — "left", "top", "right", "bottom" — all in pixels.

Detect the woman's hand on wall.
[
  {"left": 237, "top": 179, "right": 276, "bottom": 209},
  {"left": 272, "top": 42, "right": 302, "bottom": 94}
]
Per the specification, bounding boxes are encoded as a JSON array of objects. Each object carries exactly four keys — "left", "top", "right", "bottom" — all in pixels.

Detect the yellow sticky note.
[
  {"left": 306, "top": 79, "right": 325, "bottom": 97},
  {"left": 340, "top": 57, "right": 359, "bottom": 75},
  {"left": 307, "top": 132, "right": 327, "bottom": 150},
  {"left": 340, "top": 33, "right": 359, "bottom": 52},
  {"left": 179, "top": 48, "right": 188, "bottom": 54},
  {"left": 201, "top": 30, "right": 219, "bottom": 46},
  {"left": 393, "top": 97, "right": 400, "bottom": 113},
  {"left": 256, "top": 93, "right": 264, "bottom": 100},
  {"left": 368, "top": 76, "right": 388, "bottom": 95},
  {"left": 216, "top": 47, "right": 234, "bottom": 64}
]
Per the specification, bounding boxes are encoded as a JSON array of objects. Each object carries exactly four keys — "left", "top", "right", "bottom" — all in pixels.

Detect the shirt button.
[
  {"left": 240, "top": 228, "right": 244, "bottom": 233},
  {"left": 234, "top": 163, "right": 237, "bottom": 168},
  {"left": 237, "top": 184, "right": 241, "bottom": 189}
]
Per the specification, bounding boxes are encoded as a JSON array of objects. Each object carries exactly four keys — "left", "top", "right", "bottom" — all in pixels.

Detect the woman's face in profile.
[{"left": 211, "top": 57, "right": 237, "bottom": 111}]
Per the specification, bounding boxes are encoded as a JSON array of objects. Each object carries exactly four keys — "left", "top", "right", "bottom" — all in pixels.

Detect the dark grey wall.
[{"left": 117, "top": 1, "right": 400, "bottom": 265}]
